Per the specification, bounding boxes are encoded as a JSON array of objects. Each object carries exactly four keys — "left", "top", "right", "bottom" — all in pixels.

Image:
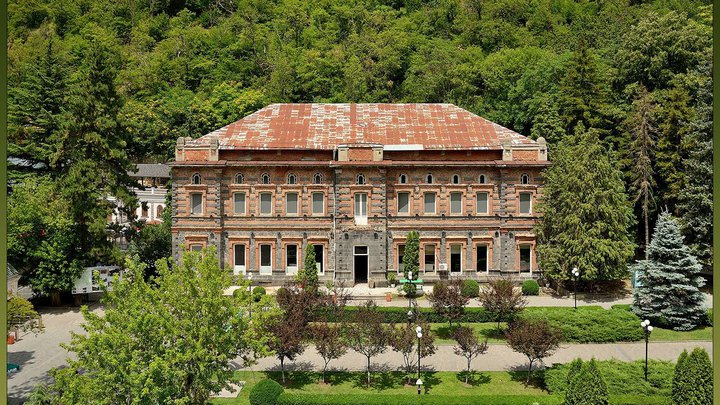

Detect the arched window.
[
  {"left": 521, "top": 174, "right": 530, "bottom": 185},
  {"left": 234, "top": 173, "right": 244, "bottom": 184},
  {"left": 287, "top": 173, "right": 297, "bottom": 184},
  {"left": 157, "top": 205, "right": 164, "bottom": 217},
  {"left": 356, "top": 174, "right": 366, "bottom": 185},
  {"left": 426, "top": 174, "right": 433, "bottom": 184},
  {"left": 399, "top": 174, "right": 407, "bottom": 184},
  {"left": 261, "top": 173, "right": 271, "bottom": 184},
  {"left": 479, "top": 174, "right": 486, "bottom": 184},
  {"left": 452, "top": 174, "right": 460, "bottom": 184},
  {"left": 313, "top": 173, "right": 323, "bottom": 184},
  {"left": 191, "top": 173, "right": 201, "bottom": 185}
]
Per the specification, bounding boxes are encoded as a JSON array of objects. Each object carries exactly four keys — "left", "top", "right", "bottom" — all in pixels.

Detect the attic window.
[
  {"left": 191, "top": 173, "right": 201, "bottom": 185},
  {"left": 399, "top": 174, "right": 407, "bottom": 184},
  {"left": 314, "top": 173, "right": 323, "bottom": 184},
  {"left": 521, "top": 174, "right": 530, "bottom": 185},
  {"left": 235, "top": 173, "right": 244, "bottom": 184},
  {"left": 452, "top": 174, "right": 460, "bottom": 184},
  {"left": 261, "top": 173, "right": 271, "bottom": 184},
  {"left": 287, "top": 173, "right": 297, "bottom": 184},
  {"left": 426, "top": 174, "right": 433, "bottom": 184},
  {"left": 356, "top": 174, "right": 366, "bottom": 185},
  {"left": 479, "top": 174, "right": 486, "bottom": 184}
]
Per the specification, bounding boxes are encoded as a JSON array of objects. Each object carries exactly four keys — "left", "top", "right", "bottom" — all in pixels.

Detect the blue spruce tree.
[{"left": 632, "top": 211, "right": 706, "bottom": 330}]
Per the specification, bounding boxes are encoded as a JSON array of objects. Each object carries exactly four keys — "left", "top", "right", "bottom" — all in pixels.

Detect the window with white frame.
[
  {"left": 314, "top": 173, "right": 323, "bottom": 184},
  {"left": 287, "top": 173, "right": 297, "bottom": 184},
  {"left": 312, "top": 192, "right": 324, "bottom": 215},
  {"left": 259, "top": 244, "right": 272, "bottom": 274},
  {"left": 286, "top": 244, "right": 298, "bottom": 275},
  {"left": 397, "top": 192, "right": 410, "bottom": 214},
  {"left": 233, "top": 192, "right": 246, "bottom": 214},
  {"left": 521, "top": 173, "right": 530, "bottom": 184},
  {"left": 450, "top": 192, "right": 463, "bottom": 214},
  {"left": 235, "top": 173, "right": 244, "bottom": 184},
  {"left": 261, "top": 173, "right": 270, "bottom": 184},
  {"left": 424, "top": 245, "right": 436, "bottom": 272},
  {"left": 190, "top": 193, "right": 203, "bottom": 215},
  {"left": 399, "top": 174, "right": 407, "bottom": 184},
  {"left": 286, "top": 192, "right": 298, "bottom": 215},
  {"left": 354, "top": 193, "right": 368, "bottom": 225},
  {"left": 452, "top": 174, "right": 460, "bottom": 184},
  {"left": 191, "top": 173, "right": 201, "bottom": 184},
  {"left": 356, "top": 174, "right": 366, "bottom": 185},
  {"left": 260, "top": 192, "right": 272, "bottom": 215},
  {"left": 519, "top": 192, "right": 532, "bottom": 214},
  {"left": 476, "top": 192, "right": 489, "bottom": 214},
  {"left": 424, "top": 192, "right": 436, "bottom": 214}
]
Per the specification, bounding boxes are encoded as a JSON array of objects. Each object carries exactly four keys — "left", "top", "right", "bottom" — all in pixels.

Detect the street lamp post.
[
  {"left": 571, "top": 267, "right": 580, "bottom": 309},
  {"left": 416, "top": 325, "right": 422, "bottom": 394},
  {"left": 641, "top": 319, "right": 653, "bottom": 381},
  {"left": 407, "top": 309, "right": 413, "bottom": 328},
  {"left": 416, "top": 378, "right": 423, "bottom": 395},
  {"left": 247, "top": 272, "right": 254, "bottom": 319}
]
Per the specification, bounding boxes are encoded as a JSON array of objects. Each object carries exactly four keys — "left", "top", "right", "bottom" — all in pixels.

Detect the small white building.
[{"left": 110, "top": 163, "right": 171, "bottom": 225}]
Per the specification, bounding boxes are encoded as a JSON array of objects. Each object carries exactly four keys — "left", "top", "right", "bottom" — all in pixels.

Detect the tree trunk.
[
  {"left": 281, "top": 357, "right": 286, "bottom": 383},
  {"left": 322, "top": 361, "right": 328, "bottom": 383},
  {"left": 644, "top": 206, "right": 649, "bottom": 261},
  {"left": 50, "top": 291, "right": 61, "bottom": 306},
  {"left": 366, "top": 356, "right": 371, "bottom": 387},
  {"left": 466, "top": 357, "right": 471, "bottom": 384},
  {"left": 526, "top": 359, "right": 534, "bottom": 385}
]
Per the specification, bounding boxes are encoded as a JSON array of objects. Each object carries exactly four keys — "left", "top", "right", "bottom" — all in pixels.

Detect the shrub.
[
  {"left": 276, "top": 393, "right": 563, "bottom": 404},
  {"left": 565, "top": 359, "right": 609, "bottom": 405},
  {"left": 461, "top": 280, "right": 479, "bottom": 298},
  {"left": 546, "top": 359, "right": 674, "bottom": 396},
  {"left": 252, "top": 286, "right": 267, "bottom": 302},
  {"left": 249, "top": 379, "right": 284, "bottom": 405},
  {"left": 521, "top": 280, "right": 540, "bottom": 296},
  {"left": 522, "top": 307, "right": 643, "bottom": 343},
  {"left": 672, "top": 348, "right": 712, "bottom": 404}
]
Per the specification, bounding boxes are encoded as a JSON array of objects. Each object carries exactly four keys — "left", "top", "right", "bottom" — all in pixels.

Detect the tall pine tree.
[
  {"left": 678, "top": 62, "right": 712, "bottom": 271},
  {"left": 624, "top": 86, "right": 658, "bottom": 259},
  {"left": 50, "top": 30, "right": 137, "bottom": 263},
  {"left": 535, "top": 124, "right": 636, "bottom": 283},
  {"left": 632, "top": 211, "right": 706, "bottom": 331}
]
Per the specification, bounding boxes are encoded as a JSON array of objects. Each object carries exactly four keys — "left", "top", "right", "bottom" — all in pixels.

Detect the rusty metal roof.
[{"left": 190, "top": 104, "right": 535, "bottom": 150}]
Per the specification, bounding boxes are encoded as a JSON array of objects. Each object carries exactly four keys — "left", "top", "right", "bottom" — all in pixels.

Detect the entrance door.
[
  {"left": 286, "top": 244, "right": 298, "bottom": 275},
  {"left": 354, "top": 246, "right": 368, "bottom": 283},
  {"left": 314, "top": 245, "right": 324, "bottom": 274},
  {"left": 233, "top": 244, "right": 246, "bottom": 275},
  {"left": 450, "top": 244, "right": 462, "bottom": 273},
  {"left": 259, "top": 244, "right": 272, "bottom": 275}
]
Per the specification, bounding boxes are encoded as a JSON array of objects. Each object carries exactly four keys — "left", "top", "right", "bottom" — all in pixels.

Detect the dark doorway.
[
  {"left": 450, "top": 244, "right": 462, "bottom": 273},
  {"left": 354, "top": 246, "right": 368, "bottom": 283}
]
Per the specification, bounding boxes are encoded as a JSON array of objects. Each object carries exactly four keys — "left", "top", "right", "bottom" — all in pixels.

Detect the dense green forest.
[{"left": 7, "top": 0, "right": 713, "bottom": 283}]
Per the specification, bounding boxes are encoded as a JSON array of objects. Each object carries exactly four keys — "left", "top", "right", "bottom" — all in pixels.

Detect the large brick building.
[{"left": 170, "top": 103, "right": 548, "bottom": 286}]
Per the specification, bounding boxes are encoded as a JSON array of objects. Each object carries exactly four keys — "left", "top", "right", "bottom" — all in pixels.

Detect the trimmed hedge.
[
  {"left": 275, "top": 393, "right": 669, "bottom": 405},
  {"left": 522, "top": 307, "right": 644, "bottom": 343},
  {"left": 312, "top": 306, "right": 502, "bottom": 323},
  {"left": 521, "top": 280, "right": 539, "bottom": 296},
  {"left": 461, "top": 280, "right": 480, "bottom": 298},
  {"left": 276, "top": 393, "right": 563, "bottom": 404},
  {"left": 249, "top": 379, "right": 284, "bottom": 405}
]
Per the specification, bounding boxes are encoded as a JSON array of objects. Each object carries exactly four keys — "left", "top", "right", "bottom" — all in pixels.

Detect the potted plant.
[{"left": 387, "top": 272, "right": 397, "bottom": 288}]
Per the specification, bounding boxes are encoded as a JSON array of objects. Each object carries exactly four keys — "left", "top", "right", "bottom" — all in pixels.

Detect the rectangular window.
[
  {"left": 476, "top": 244, "right": 488, "bottom": 273},
  {"left": 260, "top": 193, "right": 272, "bottom": 215},
  {"left": 398, "top": 244, "right": 405, "bottom": 273},
  {"left": 450, "top": 244, "right": 462, "bottom": 272},
  {"left": 519, "top": 192, "right": 532, "bottom": 214},
  {"left": 233, "top": 193, "right": 246, "bottom": 215},
  {"left": 286, "top": 193, "right": 298, "bottom": 215},
  {"left": 397, "top": 192, "right": 410, "bottom": 214},
  {"left": 189, "top": 244, "right": 203, "bottom": 252},
  {"left": 424, "top": 245, "right": 436, "bottom": 272},
  {"left": 354, "top": 193, "right": 368, "bottom": 225},
  {"left": 476, "top": 192, "right": 489, "bottom": 214},
  {"left": 190, "top": 193, "right": 203, "bottom": 215},
  {"left": 314, "top": 245, "right": 324, "bottom": 274},
  {"left": 519, "top": 245, "right": 532, "bottom": 272},
  {"left": 286, "top": 244, "right": 298, "bottom": 275},
  {"left": 234, "top": 244, "right": 246, "bottom": 275},
  {"left": 450, "top": 192, "right": 462, "bottom": 214},
  {"left": 312, "top": 192, "right": 324, "bottom": 215},
  {"left": 141, "top": 204, "right": 149, "bottom": 218},
  {"left": 260, "top": 244, "right": 272, "bottom": 274},
  {"left": 424, "top": 192, "right": 436, "bottom": 214}
]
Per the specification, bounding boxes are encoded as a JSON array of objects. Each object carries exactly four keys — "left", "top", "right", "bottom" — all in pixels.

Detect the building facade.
[{"left": 170, "top": 104, "right": 549, "bottom": 286}]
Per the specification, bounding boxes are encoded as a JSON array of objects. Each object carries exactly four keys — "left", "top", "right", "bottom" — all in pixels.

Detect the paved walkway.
[{"left": 238, "top": 341, "right": 713, "bottom": 373}]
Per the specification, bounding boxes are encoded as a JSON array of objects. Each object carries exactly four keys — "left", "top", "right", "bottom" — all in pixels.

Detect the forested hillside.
[{"left": 7, "top": 0, "right": 713, "bottom": 269}]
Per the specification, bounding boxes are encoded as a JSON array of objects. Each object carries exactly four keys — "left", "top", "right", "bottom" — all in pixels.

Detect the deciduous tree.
[
  {"left": 345, "top": 301, "right": 389, "bottom": 387},
  {"left": 311, "top": 323, "right": 347, "bottom": 384},
  {"left": 478, "top": 279, "right": 526, "bottom": 330},
  {"left": 452, "top": 326, "right": 488, "bottom": 384},
  {"left": 427, "top": 280, "right": 468, "bottom": 327},
  {"left": 506, "top": 319, "right": 562, "bottom": 384},
  {"left": 390, "top": 322, "right": 437, "bottom": 385}
]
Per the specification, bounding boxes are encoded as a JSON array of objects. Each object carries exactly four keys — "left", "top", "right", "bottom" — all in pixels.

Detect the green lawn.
[
  {"left": 649, "top": 325, "right": 712, "bottom": 342},
  {"left": 212, "top": 370, "right": 553, "bottom": 404}
]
